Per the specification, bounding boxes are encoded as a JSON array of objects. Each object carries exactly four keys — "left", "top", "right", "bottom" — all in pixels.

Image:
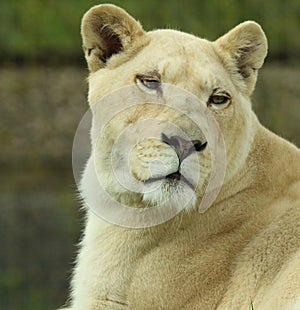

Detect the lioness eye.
[
  {"left": 141, "top": 79, "right": 160, "bottom": 90},
  {"left": 208, "top": 93, "right": 231, "bottom": 109},
  {"left": 136, "top": 72, "right": 161, "bottom": 93},
  {"left": 210, "top": 95, "right": 229, "bottom": 105}
]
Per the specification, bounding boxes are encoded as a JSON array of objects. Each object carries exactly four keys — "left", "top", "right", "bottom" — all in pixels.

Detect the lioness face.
[{"left": 81, "top": 5, "right": 267, "bottom": 213}]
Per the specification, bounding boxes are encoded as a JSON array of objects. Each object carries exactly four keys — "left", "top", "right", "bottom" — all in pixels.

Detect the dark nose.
[{"left": 161, "top": 133, "right": 207, "bottom": 162}]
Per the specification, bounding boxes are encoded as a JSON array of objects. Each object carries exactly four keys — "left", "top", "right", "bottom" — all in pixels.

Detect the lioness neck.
[{"left": 214, "top": 115, "right": 300, "bottom": 229}]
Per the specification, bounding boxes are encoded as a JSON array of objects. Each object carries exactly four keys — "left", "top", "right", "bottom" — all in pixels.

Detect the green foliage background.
[
  {"left": 0, "top": 1, "right": 299, "bottom": 310},
  {"left": 1, "top": 0, "right": 300, "bottom": 62}
]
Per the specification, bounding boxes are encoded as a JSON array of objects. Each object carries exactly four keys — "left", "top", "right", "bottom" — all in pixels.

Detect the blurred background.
[{"left": 0, "top": 0, "right": 299, "bottom": 309}]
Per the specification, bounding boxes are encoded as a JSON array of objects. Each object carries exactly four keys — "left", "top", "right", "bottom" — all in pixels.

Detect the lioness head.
[{"left": 80, "top": 4, "right": 267, "bottom": 220}]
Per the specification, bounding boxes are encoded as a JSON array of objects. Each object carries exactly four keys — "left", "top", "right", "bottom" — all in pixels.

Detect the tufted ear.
[
  {"left": 214, "top": 21, "right": 268, "bottom": 95},
  {"left": 81, "top": 4, "right": 146, "bottom": 72}
]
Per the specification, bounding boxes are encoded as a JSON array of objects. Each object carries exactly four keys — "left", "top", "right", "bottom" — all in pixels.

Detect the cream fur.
[{"left": 65, "top": 4, "right": 300, "bottom": 310}]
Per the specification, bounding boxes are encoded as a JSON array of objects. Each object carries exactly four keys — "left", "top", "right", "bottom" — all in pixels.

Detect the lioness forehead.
[
  {"left": 147, "top": 29, "right": 214, "bottom": 53},
  {"left": 148, "top": 31, "right": 228, "bottom": 88},
  {"left": 118, "top": 29, "right": 223, "bottom": 74},
  {"left": 89, "top": 29, "right": 231, "bottom": 101}
]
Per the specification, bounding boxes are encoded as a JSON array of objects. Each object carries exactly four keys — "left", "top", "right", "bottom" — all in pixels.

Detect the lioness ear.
[
  {"left": 214, "top": 21, "right": 268, "bottom": 95},
  {"left": 81, "top": 4, "right": 145, "bottom": 72}
]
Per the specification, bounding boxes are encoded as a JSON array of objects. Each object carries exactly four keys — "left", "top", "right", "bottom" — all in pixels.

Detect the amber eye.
[{"left": 208, "top": 93, "right": 231, "bottom": 109}]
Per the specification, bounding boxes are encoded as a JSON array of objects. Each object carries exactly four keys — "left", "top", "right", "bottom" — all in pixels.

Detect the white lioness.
[{"left": 66, "top": 4, "right": 300, "bottom": 310}]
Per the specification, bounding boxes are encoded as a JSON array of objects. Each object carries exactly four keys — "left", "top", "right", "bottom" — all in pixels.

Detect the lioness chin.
[{"left": 63, "top": 4, "right": 300, "bottom": 310}]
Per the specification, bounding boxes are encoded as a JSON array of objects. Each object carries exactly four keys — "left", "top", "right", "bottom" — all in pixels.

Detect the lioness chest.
[
  {"left": 118, "top": 197, "right": 300, "bottom": 309},
  {"left": 127, "top": 233, "right": 234, "bottom": 309},
  {"left": 119, "top": 217, "right": 255, "bottom": 309}
]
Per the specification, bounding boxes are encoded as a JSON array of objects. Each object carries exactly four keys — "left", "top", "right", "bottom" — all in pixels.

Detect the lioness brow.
[{"left": 135, "top": 70, "right": 161, "bottom": 81}]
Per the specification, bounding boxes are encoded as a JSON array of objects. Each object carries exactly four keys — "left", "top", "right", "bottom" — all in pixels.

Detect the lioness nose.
[{"left": 161, "top": 133, "right": 207, "bottom": 162}]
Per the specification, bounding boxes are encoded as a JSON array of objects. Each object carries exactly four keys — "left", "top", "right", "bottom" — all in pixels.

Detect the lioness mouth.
[
  {"left": 143, "top": 137, "right": 208, "bottom": 190},
  {"left": 144, "top": 171, "right": 195, "bottom": 189}
]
